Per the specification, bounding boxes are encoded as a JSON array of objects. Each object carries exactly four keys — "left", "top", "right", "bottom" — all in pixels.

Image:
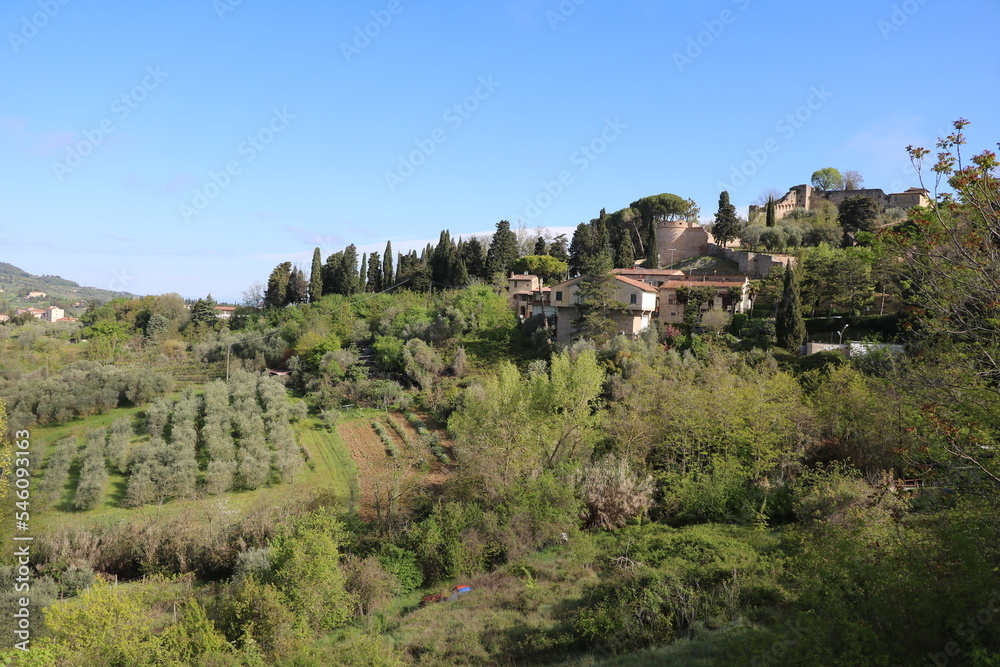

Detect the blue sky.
[{"left": 1, "top": 0, "right": 997, "bottom": 302}]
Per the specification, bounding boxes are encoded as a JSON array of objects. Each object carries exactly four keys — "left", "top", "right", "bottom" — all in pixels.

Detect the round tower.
[{"left": 655, "top": 220, "right": 709, "bottom": 268}]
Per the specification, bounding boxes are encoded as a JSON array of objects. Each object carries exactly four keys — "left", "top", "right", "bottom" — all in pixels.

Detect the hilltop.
[{"left": 0, "top": 260, "right": 135, "bottom": 310}]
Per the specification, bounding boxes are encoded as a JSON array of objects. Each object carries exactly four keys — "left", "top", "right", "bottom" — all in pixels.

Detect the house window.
[
  {"left": 555, "top": 291, "right": 562, "bottom": 302},
  {"left": 629, "top": 294, "right": 637, "bottom": 305}
]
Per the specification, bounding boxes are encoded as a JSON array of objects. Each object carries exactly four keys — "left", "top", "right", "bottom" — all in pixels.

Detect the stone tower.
[{"left": 654, "top": 220, "right": 711, "bottom": 268}]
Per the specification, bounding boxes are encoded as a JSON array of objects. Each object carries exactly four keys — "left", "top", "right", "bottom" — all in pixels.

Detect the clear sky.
[{"left": 1, "top": 0, "right": 997, "bottom": 301}]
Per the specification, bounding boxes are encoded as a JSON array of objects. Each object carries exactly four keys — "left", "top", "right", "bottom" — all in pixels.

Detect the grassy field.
[{"left": 28, "top": 407, "right": 360, "bottom": 532}]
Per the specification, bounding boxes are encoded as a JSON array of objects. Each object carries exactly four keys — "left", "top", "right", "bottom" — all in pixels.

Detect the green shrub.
[{"left": 377, "top": 545, "right": 423, "bottom": 594}]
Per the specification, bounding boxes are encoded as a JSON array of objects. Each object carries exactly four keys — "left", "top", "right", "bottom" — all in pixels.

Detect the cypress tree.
[
  {"left": 287, "top": 268, "right": 308, "bottom": 304},
  {"left": 462, "top": 237, "right": 486, "bottom": 279},
  {"left": 594, "top": 220, "right": 611, "bottom": 253},
  {"left": 342, "top": 245, "right": 360, "bottom": 295},
  {"left": 645, "top": 220, "right": 659, "bottom": 268},
  {"left": 382, "top": 241, "right": 394, "bottom": 288},
  {"left": 322, "top": 252, "right": 342, "bottom": 295},
  {"left": 453, "top": 257, "right": 470, "bottom": 287},
  {"left": 359, "top": 254, "right": 367, "bottom": 293},
  {"left": 309, "top": 247, "right": 323, "bottom": 302},
  {"left": 533, "top": 236, "right": 547, "bottom": 256},
  {"left": 484, "top": 220, "right": 518, "bottom": 280},
  {"left": 614, "top": 233, "right": 634, "bottom": 269},
  {"left": 432, "top": 230, "right": 454, "bottom": 286},
  {"left": 549, "top": 234, "right": 569, "bottom": 263},
  {"left": 367, "top": 252, "right": 382, "bottom": 292},
  {"left": 775, "top": 264, "right": 806, "bottom": 352},
  {"left": 766, "top": 197, "right": 777, "bottom": 228},
  {"left": 569, "top": 223, "right": 594, "bottom": 276}
]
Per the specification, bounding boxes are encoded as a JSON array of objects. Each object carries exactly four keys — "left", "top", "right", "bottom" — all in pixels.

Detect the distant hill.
[{"left": 0, "top": 261, "right": 136, "bottom": 312}]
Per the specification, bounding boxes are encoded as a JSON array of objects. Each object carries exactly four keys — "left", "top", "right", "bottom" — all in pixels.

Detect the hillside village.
[{"left": 507, "top": 180, "right": 924, "bottom": 345}]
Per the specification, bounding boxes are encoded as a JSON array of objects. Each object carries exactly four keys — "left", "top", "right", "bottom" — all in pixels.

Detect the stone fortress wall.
[{"left": 750, "top": 183, "right": 930, "bottom": 222}]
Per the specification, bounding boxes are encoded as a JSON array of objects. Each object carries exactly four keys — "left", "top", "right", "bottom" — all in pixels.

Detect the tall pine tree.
[
  {"left": 549, "top": 234, "right": 569, "bottom": 263},
  {"left": 462, "top": 237, "right": 486, "bottom": 279},
  {"left": 265, "top": 262, "right": 292, "bottom": 308},
  {"left": 533, "top": 236, "right": 548, "bottom": 256},
  {"left": 309, "top": 247, "right": 323, "bottom": 302},
  {"left": 569, "top": 223, "right": 594, "bottom": 276},
  {"left": 573, "top": 248, "right": 621, "bottom": 344},
  {"left": 614, "top": 233, "right": 634, "bottom": 269},
  {"left": 775, "top": 264, "right": 806, "bottom": 352},
  {"left": 322, "top": 252, "right": 343, "bottom": 295},
  {"left": 711, "top": 191, "right": 741, "bottom": 248},
  {"left": 484, "top": 220, "right": 518, "bottom": 281}
]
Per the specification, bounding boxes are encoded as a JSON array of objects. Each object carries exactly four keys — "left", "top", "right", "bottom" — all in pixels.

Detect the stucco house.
[
  {"left": 548, "top": 274, "right": 658, "bottom": 344},
  {"left": 507, "top": 274, "right": 550, "bottom": 320},
  {"left": 655, "top": 275, "right": 751, "bottom": 325},
  {"left": 43, "top": 306, "right": 65, "bottom": 322}
]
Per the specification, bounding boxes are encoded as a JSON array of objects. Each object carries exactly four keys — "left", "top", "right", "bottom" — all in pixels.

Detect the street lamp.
[{"left": 838, "top": 324, "right": 849, "bottom": 345}]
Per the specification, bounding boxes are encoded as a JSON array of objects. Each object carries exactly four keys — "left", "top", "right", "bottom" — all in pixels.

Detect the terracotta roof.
[
  {"left": 615, "top": 268, "right": 685, "bottom": 277},
  {"left": 614, "top": 275, "right": 658, "bottom": 292},
  {"left": 658, "top": 273, "right": 747, "bottom": 283},
  {"left": 549, "top": 276, "right": 583, "bottom": 290},
  {"left": 660, "top": 280, "right": 746, "bottom": 290}
]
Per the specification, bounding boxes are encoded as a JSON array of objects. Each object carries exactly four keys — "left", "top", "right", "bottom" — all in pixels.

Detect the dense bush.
[
  {"left": 36, "top": 436, "right": 77, "bottom": 509},
  {"left": 4, "top": 362, "right": 174, "bottom": 428},
  {"left": 105, "top": 416, "right": 133, "bottom": 474},
  {"left": 73, "top": 429, "right": 108, "bottom": 510}
]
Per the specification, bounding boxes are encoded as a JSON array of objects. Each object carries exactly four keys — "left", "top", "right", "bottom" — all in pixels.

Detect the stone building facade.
[
  {"left": 749, "top": 184, "right": 930, "bottom": 222},
  {"left": 654, "top": 220, "right": 712, "bottom": 267}
]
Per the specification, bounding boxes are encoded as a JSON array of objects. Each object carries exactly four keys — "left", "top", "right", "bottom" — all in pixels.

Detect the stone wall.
[
  {"left": 655, "top": 220, "right": 712, "bottom": 267},
  {"left": 707, "top": 244, "right": 795, "bottom": 278},
  {"left": 751, "top": 184, "right": 930, "bottom": 222}
]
